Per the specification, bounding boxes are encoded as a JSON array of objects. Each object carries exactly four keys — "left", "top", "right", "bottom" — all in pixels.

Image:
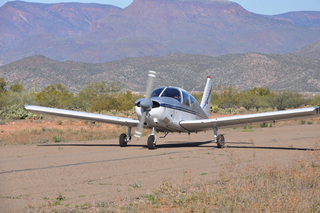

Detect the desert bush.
[
  {"left": 299, "top": 120, "right": 306, "bottom": 125},
  {"left": 36, "top": 84, "right": 74, "bottom": 109},
  {"left": 0, "top": 90, "right": 41, "bottom": 119},
  {"left": 0, "top": 77, "right": 7, "bottom": 94},
  {"left": 210, "top": 105, "right": 219, "bottom": 113},
  {"left": 267, "top": 90, "right": 305, "bottom": 110},
  {"left": 9, "top": 81, "right": 24, "bottom": 93},
  {"left": 211, "top": 85, "right": 240, "bottom": 109},
  {"left": 238, "top": 91, "right": 267, "bottom": 110}
]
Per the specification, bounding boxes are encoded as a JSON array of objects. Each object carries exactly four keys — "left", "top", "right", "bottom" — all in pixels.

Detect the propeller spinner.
[{"left": 134, "top": 70, "right": 156, "bottom": 138}]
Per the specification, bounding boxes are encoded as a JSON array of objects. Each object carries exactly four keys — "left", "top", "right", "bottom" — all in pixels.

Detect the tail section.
[{"left": 200, "top": 76, "right": 213, "bottom": 118}]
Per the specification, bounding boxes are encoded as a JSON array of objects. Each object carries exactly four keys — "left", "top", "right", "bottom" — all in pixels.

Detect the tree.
[
  {"left": 9, "top": 81, "right": 24, "bottom": 93},
  {"left": 36, "top": 84, "right": 74, "bottom": 108},
  {"left": 267, "top": 90, "right": 304, "bottom": 110},
  {"left": 0, "top": 77, "right": 7, "bottom": 94},
  {"left": 211, "top": 86, "right": 240, "bottom": 109},
  {"left": 238, "top": 92, "right": 265, "bottom": 110},
  {"left": 248, "top": 87, "right": 271, "bottom": 96},
  {"left": 77, "top": 81, "right": 123, "bottom": 112}
]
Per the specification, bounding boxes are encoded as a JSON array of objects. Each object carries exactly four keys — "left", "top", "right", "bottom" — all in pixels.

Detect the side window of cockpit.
[
  {"left": 161, "top": 88, "right": 181, "bottom": 102},
  {"left": 182, "top": 91, "right": 190, "bottom": 107},
  {"left": 151, "top": 88, "right": 164, "bottom": 97},
  {"left": 190, "top": 95, "right": 196, "bottom": 109}
]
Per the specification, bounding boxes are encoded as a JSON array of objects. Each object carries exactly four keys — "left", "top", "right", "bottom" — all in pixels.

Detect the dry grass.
[
  {"left": 0, "top": 117, "right": 152, "bottom": 146},
  {"left": 29, "top": 147, "right": 320, "bottom": 212},
  {"left": 0, "top": 123, "right": 125, "bottom": 146},
  {"left": 115, "top": 150, "right": 320, "bottom": 212},
  {"left": 0, "top": 110, "right": 153, "bottom": 145},
  {"left": 1, "top": 115, "right": 318, "bottom": 146}
]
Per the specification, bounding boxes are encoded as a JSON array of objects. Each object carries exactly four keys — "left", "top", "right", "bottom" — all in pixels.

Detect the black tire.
[
  {"left": 119, "top": 133, "right": 127, "bottom": 147},
  {"left": 147, "top": 135, "right": 156, "bottom": 149},
  {"left": 217, "top": 134, "right": 225, "bottom": 148}
]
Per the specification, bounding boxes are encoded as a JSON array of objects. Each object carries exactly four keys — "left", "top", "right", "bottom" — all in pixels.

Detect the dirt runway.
[{"left": 0, "top": 123, "right": 319, "bottom": 212}]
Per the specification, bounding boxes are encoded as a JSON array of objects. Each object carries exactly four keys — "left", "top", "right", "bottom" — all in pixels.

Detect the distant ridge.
[
  {"left": 292, "top": 39, "right": 320, "bottom": 59},
  {"left": 1, "top": 0, "right": 320, "bottom": 65},
  {"left": 267, "top": 11, "right": 320, "bottom": 28},
  {"left": 1, "top": 53, "right": 319, "bottom": 93}
]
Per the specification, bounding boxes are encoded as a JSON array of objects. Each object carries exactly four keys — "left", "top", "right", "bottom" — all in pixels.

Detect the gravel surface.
[{"left": 0, "top": 123, "right": 319, "bottom": 212}]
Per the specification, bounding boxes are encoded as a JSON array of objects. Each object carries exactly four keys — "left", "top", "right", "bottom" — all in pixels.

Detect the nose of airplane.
[{"left": 140, "top": 99, "right": 153, "bottom": 111}]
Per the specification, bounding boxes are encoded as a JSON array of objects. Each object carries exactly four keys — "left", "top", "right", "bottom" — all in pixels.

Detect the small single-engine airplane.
[{"left": 25, "top": 71, "right": 320, "bottom": 149}]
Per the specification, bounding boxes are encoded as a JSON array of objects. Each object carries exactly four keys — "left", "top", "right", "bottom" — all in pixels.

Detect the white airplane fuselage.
[{"left": 135, "top": 86, "right": 208, "bottom": 133}]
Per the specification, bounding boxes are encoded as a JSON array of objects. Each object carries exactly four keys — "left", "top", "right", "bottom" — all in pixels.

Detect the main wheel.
[
  {"left": 217, "top": 134, "right": 225, "bottom": 148},
  {"left": 147, "top": 135, "right": 156, "bottom": 149},
  {"left": 119, "top": 133, "right": 127, "bottom": 147}
]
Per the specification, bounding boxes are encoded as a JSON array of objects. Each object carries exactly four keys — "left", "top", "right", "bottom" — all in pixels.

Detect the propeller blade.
[
  {"left": 145, "top": 71, "right": 156, "bottom": 99},
  {"left": 134, "top": 70, "right": 156, "bottom": 138},
  {"left": 134, "top": 110, "right": 146, "bottom": 138}
]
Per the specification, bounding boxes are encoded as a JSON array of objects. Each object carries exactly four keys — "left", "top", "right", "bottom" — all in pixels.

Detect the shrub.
[
  {"left": 210, "top": 105, "right": 219, "bottom": 113},
  {"left": 299, "top": 120, "right": 306, "bottom": 125},
  {"left": 260, "top": 123, "right": 268, "bottom": 128},
  {"left": 53, "top": 135, "right": 61, "bottom": 142}
]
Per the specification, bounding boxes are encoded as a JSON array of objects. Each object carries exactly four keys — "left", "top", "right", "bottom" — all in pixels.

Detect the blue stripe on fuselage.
[{"left": 159, "top": 103, "right": 207, "bottom": 119}]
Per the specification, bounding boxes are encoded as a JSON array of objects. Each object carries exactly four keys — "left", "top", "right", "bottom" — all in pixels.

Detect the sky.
[{"left": 0, "top": 0, "right": 319, "bottom": 15}]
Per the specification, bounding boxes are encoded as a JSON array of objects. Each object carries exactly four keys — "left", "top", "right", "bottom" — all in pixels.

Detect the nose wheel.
[{"left": 147, "top": 135, "right": 156, "bottom": 149}]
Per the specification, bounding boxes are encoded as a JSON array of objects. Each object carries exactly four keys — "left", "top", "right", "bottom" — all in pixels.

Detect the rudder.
[{"left": 200, "top": 76, "right": 213, "bottom": 118}]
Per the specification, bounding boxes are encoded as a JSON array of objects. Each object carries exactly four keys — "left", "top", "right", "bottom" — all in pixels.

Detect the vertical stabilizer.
[{"left": 200, "top": 76, "right": 213, "bottom": 118}]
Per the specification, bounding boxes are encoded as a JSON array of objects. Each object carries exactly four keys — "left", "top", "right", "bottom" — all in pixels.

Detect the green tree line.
[
  {"left": 1, "top": 78, "right": 319, "bottom": 120},
  {"left": 0, "top": 78, "right": 142, "bottom": 120},
  {"left": 204, "top": 85, "right": 320, "bottom": 113}
]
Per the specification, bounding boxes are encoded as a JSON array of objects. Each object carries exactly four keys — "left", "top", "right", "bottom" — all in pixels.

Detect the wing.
[
  {"left": 25, "top": 105, "right": 140, "bottom": 127},
  {"left": 180, "top": 107, "right": 320, "bottom": 132}
]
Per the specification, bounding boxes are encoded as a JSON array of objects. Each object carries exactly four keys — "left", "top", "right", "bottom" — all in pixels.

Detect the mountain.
[
  {"left": 1, "top": 0, "right": 320, "bottom": 65},
  {"left": 292, "top": 39, "right": 320, "bottom": 59},
  {"left": 267, "top": 11, "right": 320, "bottom": 28},
  {"left": 0, "top": 1, "right": 121, "bottom": 59},
  {"left": 1, "top": 52, "right": 319, "bottom": 93}
]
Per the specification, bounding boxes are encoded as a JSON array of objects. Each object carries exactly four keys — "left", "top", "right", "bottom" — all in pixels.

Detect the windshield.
[
  {"left": 151, "top": 87, "right": 164, "bottom": 97},
  {"left": 161, "top": 88, "right": 181, "bottom": 102}
]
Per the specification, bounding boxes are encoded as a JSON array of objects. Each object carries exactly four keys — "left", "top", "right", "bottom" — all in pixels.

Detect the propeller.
[{"left": 134, "top": 70, "right": 156, "bottom": 138}]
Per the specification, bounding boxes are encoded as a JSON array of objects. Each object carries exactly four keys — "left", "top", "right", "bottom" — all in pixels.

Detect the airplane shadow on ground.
[{"left": 39, "top": 141, "right": 319, "bottom": 151}]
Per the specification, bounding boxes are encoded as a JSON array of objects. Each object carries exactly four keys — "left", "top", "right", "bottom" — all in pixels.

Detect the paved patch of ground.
[{"left": 0, "top": 123, "right": 319, "bottom": 212}]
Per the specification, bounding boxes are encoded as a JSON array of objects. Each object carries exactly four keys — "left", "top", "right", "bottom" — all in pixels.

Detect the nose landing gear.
[
  {"left": 147, "top": 135, "right": 156, "bottom": 149},
  {"left": 147, "top": 127, "right": 157, "bottom": 149}
]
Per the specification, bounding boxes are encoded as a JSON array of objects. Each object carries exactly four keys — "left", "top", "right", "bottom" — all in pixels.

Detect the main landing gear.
[
  {"left": 214, "top": 127, "right": 225, "bottom": 148},
  {"left": 119, "top": 127, "right": 132, "bottom": 147}
]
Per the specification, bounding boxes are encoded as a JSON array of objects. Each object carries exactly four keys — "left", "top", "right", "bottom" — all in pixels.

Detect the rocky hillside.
[
  {"left": 1, "top": 52, "right": 319, "bottom": 92},
  {"left": 292, "top": 39, "right": 320, "bottom": 59}
]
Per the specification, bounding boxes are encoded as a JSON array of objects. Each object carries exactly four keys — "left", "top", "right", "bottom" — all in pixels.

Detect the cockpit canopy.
[{"left": 151, "top": 87, "right": 199, "bottom": 109}]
